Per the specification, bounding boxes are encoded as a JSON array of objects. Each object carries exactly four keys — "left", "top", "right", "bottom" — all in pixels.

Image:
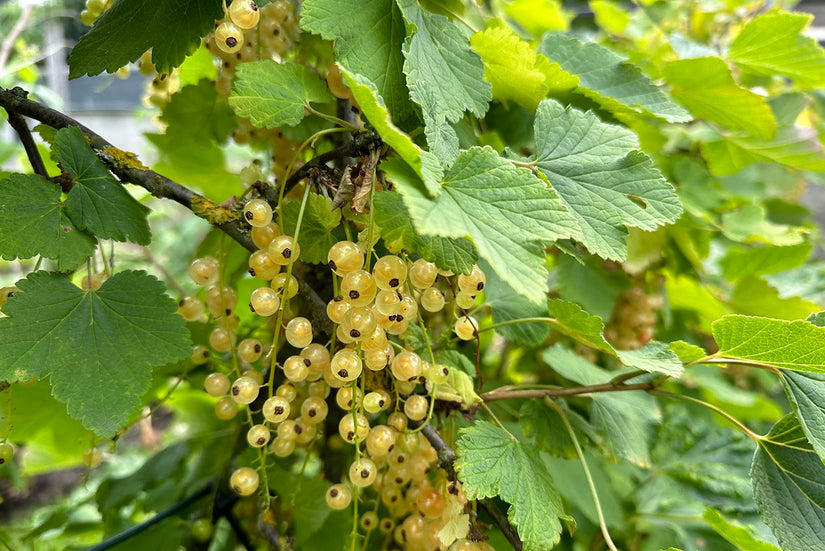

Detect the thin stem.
[
  {"left": 479, "top": 402, "right": 517, "bottom": 441},
  {"left": 6, "top": 111, "right": 47, "bottom": 178},
  {"left": 547, "top": 398, "right": 618, "bottom": 551},
  {"left": 701, "top": 357, "right": 782, "bottom": 375},
  {"left": 651, "top": 389, "right": 762, "bottom": 441},
  {"left": 306, "top": 104, "right": 356, "bottom": 131},
  {"left": 480, "top": 381, "right": 657, "bottom": 402},
  {"left": 0, "top": 5, "right": 35, "bottom": 73}
]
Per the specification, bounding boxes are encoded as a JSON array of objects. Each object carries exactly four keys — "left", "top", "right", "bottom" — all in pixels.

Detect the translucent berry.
[
  {"left": 228, "top": 0, "right": 260, "bottom": 29},
  {"left": 230, "top": 376, "right": 260, "bottom": 404},
  {"left": 243, "top": 198, "right": 273, "bottom": 227},
  {"left": 251, "top": 222, "right": 280, "bottom": 249},
  {"left": 285, "top": 317, "right": 313, "bottom": 348},
  {"left": 404, "top": 395, "right": 429, "bottom": 421},
  {"left": 420, "top": 287, "right": 445, "bottom": 312},
  {"left": 300, "top": 396, "right": 328, "bottom": 424},
  {"left": 205, "top": 285, "right": 238, "bottom": 318},
  {"left": 214, "top": 397, "right": 239, "bottom": 420},
  {"left": 250, "top": 286, "right": 280, "bottom": 316},
  {"left": 426, "top": 363, "right": 450, "bottom": 385},
  {"left": 191, "top": 518, "right": 213, "bottom": 542},
  {"left": 246, "top": 424, "right": 271, "bottom": 448},
  {"left": 271, "top": 437, "right": 295, "bottom": 457},
  {"left": 373, "top": 255, "right": 407, "bottom": 291},
  {"left": 366, "top": 425, "right": 396, "bottom": 457},
  {"left": 349, "top": 457, "right": 378, "bottom": 487},
  {"left": 338, "top": 412, "right": 369, "bottom": 444},
  {"left": 391, "top": 351, "right": 423, "bottom": 382},
  {"left": 416, "top": 488, "right": 445, "bottom": 519},
  {"left": 248, "top": 250, "right": 280, "bottom": 281},
  {"left": 374, "top": 290, "right": 402, "bottom": 316},
  {"left": 262, "top": 396, "right": 290, "bottom": 423},
  {"left": 230, "top": 466, "right": 259, "bottom": 496},
  {"left": 271, "top": 272, "right": 298, "bottom": 299},
  {"left": 326, "top": 296, "right": 350, "bottom": 324},
  {"left": 204, "top": 372, "right": 231, "bottom": 396},
  {"left": 458, "top": 265, "right": 486, "bottom": 294},
  {"left": 331, "top": 349, "right": 362, "bottom": 382},
  {"left": 363, "top": 391, "right": 388, "bottom": 413},
  {"left": 341, "top": 306, "right": 376, "bottom": 341},
  {"left": 283, "top": 355, "right": 310, "bottom": 382},
  {"left": 454, "top": 315, "right": 477, "bottom": 340},
  {"left": 326, "top": 484, "right": 352, "bottom": 510},
  {"left": 328, "top": 240, "right": 364, "bottom": 275},
  {"left": 409, "top": 258, "right": 438, "bottom": 289},
  {"left": 0, "top": 442, "right": 13, "bottom": 464},
  {"left": 189, "top": 256, "right": 220, "bottom": 286},
  {"left": 268, "top": 235, "right": 299, "bottom": 265},
  {"left": 360, "top": 511, "right": 378, "bottom": 531},
  {"left": 215, "top": 21, "right": 244, "bottom": 54},
  {"left": 177, "top": 296, "right": 205, "bottom": 321},
  {"left": 237, "top": 338, "right": 263, "bottom": 362},
  {"left": 191, "top": 345, "right": 211, "bottom": 365},
  {"left": 209, "top": 327, "right": 234, "bottom": 352},
  {"left": 455, "top": 291, "right": 476, "bottom": 310},
  {"left": 341, "top": 270, "right": 377, "bottom": 307},
  {"left": 301, "top": 343, "right": 330, "bottom": 371}
]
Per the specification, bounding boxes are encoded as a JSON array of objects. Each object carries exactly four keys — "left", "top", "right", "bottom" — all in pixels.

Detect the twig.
[
  {"left": 478, "top": 499, "right": 523, "bottom": 551},
  {"left": 0, "top": 4, "right": 35, "bottom": 74},
  {"left": 282, "top": 130, "right": 381, "bottom": 194},
  {"left": 6, "top": 111, "right": 47, "bottom": 178},
  {"left": 0, "top": 86, "right": 333, "bottom": 335},
  {"left": 479, "top": 381, "right": 657, "bottom": 402},
  {"left": 88, "top": 482, "right": 214, "bottom": 551}
]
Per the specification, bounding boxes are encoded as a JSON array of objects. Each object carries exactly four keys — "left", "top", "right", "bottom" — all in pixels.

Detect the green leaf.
[
  {"left": 713, "top": 315, "right": 825, "bottom": 374},
  {"left": 0, "top": 173, "right": 95, "bottom": 271},
  {"left": 470, "top": 26, "right": 550, "bottom": 110},
  {"left": 700, "top": 96, "right": 825, "bottom": 176},
  {"left": 782, "top": 370, "right": 825, "bottom": 459},
  {"left": 751, "top": 414, "right": 825, "bottom": 551},
  {"left": 504, "top": 0, "right": 570, "bottom": 35},
  {"left": 543, "top": 344, "right": 659, "bottom": 466},
  {"left": 431, "top": 367, "right": 481, "bottom": 408},
  {"left": 300, "top": 0, "right": 415, "bottom": 126},
  {"left": 54, "top": 127, "right": 151, "bottom": 245},
  {"left": 373, "top": 190, "right": 478, "bottom": 274},
  {"left": 0, "top": 271, "right": 191, "bottom": 436},
  {"left": 481, "top": 258, "right": 550, "bottom": 346},
  {"left": 229, "top": 61, "right": 334, "bottom": 128},
  {"left": 0, "top": 380, "right": 90, "bottom": 474},
  {"left": 455, "top": 420, "right": 570, "bottom": 550},
  {"left": 532, "top": 99, "right": 683, "bottom": 262},
  {"left": 342, "top": 68, "right": 443, "bottom": 194},
  {"left": 67, "top": 0, "right": 222, "bottom": 78},
  {"left": 669, "top": 341, "right": 708, "bottom": 363},
  {"left": 546, "top": 298, "right": 614, "bottom": 354},
  {"left": 520, "top": 399, "right": 577, "bottom": 459},
  {"left": 160, "top": 80, "right": 236, "bottom": 145},
  {"left": 663, "top": 57, "right": 776, "bottom": 140},
  {"left": 721, "top": 243, "right": 811, "bottom": 281},
  {"left": 434, "top": 349, "right": 476, "bottom": 378},
  {"left": 267, "top": 466, "right": 335, "bottom": 547},
  {"left": 703, "top": 508, "right": 780, "bottom": 551},
  {"left": 281, "top": 193, "right": 343, "bottom": 264},
  {"left": 616, "top": 342, "right": 684, "bottom": 378},
  {"left": 395, "top": 0, "right": 491, "bottom": 122},
  {"left": 730, "top": 277, "right": 820, "bottom": 321},
  {"left": 728, "top": 12, "right": 825, "bottom": 88},
  {"left": 391, "top": 147, "right": 577, "bottom": 304},
  {"left": 538, "top": 34, "right": 691, "bottom": 123}
]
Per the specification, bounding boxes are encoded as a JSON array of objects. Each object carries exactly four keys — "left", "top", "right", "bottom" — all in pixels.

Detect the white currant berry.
[
  {"left": 283, "top": 355, "right": 310, "bottom": 382},
  {"left": 328, "top": 240, "right": 364, "bottom": 275},
  {"left": 262, "top": 396, "right": 290, "bottom": 423},
  {"left": 349, "top": 457, "right": 378, "bottom": 487},
  {"left": 177, "top": 296, "right": 205, "bottom": 321},
  {"left": 372, "top": 255, "right": 407, "bottom": 291},
  {"left": 189, "top": 256, "right": 220, "bottom": 286},
  {"left": 271, "top": 437, "right": 295, "bottom": 457},
  {"left": 454, "top": 315, "right": 477, "bottom": 340},
  {"left": 458, "top": 265, "right": 486, "bottom": 294},
  {"left": 271, "top": 272, "right": 298, "bottom": 299},
  {"left": 391, "top": 351, "right": 423, "bottom": 382},
  {"left": 215, "top": 21, "right": 244, "bottom": 54},
  {"left": 230, "top": 466, "right": 259, "bottom": 496},
  {"left": 404, "top": 395, "right": 429, "bottom": 421},
  {"left": 326, "top": 296, "right": 350, "bottom": 324},
  {"left": 251, "top": 222, "right": 280, "bottom": 249},
  {"left": 285, "top": 317, "right": 313, "bottom": 348},
  {"left": 0, "top": 442, "right": 13, "bottom": 464},
  {"left": 230, "top": 376, "right": 260, "bottom": 404},
  {"left": 420, "top": 287, "right": 445, "bottom": 312},
  {"left": 341, "top": 270, "right": 377, "bottom": 307},
  {"left": 237, "top": 338, "right": 263, "bottom": 362},
  {"left": 228, "top": 0, "right": 260, "bottom": 29},
  {"left": 325, "top": 484, "right": 352, "bottom": 510},
  {"left": 250, "top": 286, "right": 281, "bottom": 316},
  {"left": 268, "top": 235, "right": 299, "bottom": 265},
  {"left": 214, "top": 397, "right": 239, "bottom": 420},
  {"left": 409, "top": 259, "right": 438, "bottom": 289},
  {"left": 204, "top": 372, "right": 231, "bottom": 396},
  {"left": 246, "top": 424, "right": 271, "bottom": 448},
  {"left": 248, "top": 250, "right": 280, "bottom": 281},
  {"left": 191, "top": 345, "right": 211, "bottom": 365},
  {"left": 331, "top": 349, "right": 362, "bottom": 382}
]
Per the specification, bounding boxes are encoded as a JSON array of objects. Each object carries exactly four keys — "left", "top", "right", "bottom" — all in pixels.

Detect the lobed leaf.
[
  {"left": 0, "top": 173, "right": 95, "bottom": 271},
  {"left": 68, "top": 0, "right": 222, "bottom": 77},
  {"left": 538, "top": 34, "right": 691, "bottom": 123},
  {"left": 281, "top": 193, "right": 343, "bottom": 264},
  {"left": 751, "top": 414, "right": 825, "bottom": 551},
  {"left": 456, "top": 420, "right": 570, "bottom": 550},
  {"left": 728, "top": 12, "right": 825, "bottom": 88},
  {"left": 532, "top": 99, "right": 683, "bottom": 262},
  {"left": 54, "top": 126, "right": 151, "bottom": 245},
  {"left": 229, "top": 61, "right": 334, "bottom": 128},
  {"left": 390, "top": 146, "right": 577, "bottom": 304},
  {"left": 0, "top": 271, "right": 191, "bottom": 436},
  {"left": 713, "top": 315, "right": 825, "bottom": 374}
]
